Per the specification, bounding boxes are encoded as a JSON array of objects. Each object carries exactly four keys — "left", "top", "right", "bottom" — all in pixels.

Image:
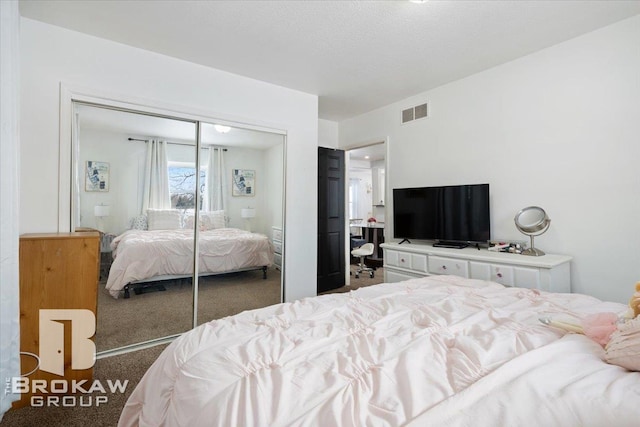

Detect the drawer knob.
[
  {"left": 497, "top": 273, "right": 503, "bottom": 278},
  {"left": 401, "top": 258, "right": 405, "bottom": 263},
  {"left": 442, "top": 265, "right": 447, "bottom": 270}
]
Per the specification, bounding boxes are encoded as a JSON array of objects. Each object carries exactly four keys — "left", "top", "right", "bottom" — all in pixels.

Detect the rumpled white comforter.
[
  {"left": 106, "top": 228, "right": 274, "bottom": 298},
  {"left": 118, "top": 275, "right": 639, "bottom": 426}
]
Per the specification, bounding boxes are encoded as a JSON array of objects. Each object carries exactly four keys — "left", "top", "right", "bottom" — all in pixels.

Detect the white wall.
[
  {"left": 77, "top": 129, "right": 281, "bottom": 237},
  {"left": 224, "top": 146, "right": 271, "bottom": 234},
  {"left": 339, "top": 15, "right": 640, "bottom": 304},
  {"left": 0, "top": 0, "right": 21, "bottom": 417},
  {"left": 263, "top": 143, "right": 284, "bottom": 236},
  {"left": 78, "top": 129, "right": 147, "bottom": 234},
  {"left": 318, "top": 119, "right": 339, "bottom": 148},
  {"left": 20, "top": 18, "right": 318, "bottom": 302}
]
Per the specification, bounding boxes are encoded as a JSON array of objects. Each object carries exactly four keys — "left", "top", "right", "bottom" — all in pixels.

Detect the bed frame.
[{"left": 122, "top": 265, "right": 269, "bottom": 298}]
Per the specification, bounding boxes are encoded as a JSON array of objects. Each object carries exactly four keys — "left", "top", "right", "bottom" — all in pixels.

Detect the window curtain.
[
  {"left": 0, "top": 0, "right": 21, "bottom": 418},
  {"left": 205, "top": 147, "right": 227, "bottom": 212},
  {"left": 142, "top": 139, "right": 171, "bottom": 212}
]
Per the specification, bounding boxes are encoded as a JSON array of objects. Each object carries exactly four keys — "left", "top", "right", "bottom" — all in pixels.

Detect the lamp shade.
[
  {"left": 241, "top": 208, "right": 256, "bottom": 219},
  {"left": 94, "top": 205, "right": 110, "bottom": 217}
]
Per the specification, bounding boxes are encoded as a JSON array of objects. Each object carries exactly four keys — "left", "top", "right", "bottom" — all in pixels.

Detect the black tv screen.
[{"left": 393, "top": 184, "right": 490, "bottom": 244}]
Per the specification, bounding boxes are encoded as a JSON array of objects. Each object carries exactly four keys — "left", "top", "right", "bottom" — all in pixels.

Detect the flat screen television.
[{"left": 393, "top": 184, "right": 490, "bottom": 248}]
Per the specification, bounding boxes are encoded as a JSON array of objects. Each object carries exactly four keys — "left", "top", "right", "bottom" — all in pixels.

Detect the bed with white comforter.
[
  {"left": 118, "top": 275, "right": 640, "bottom": 426},
  {"left": 106, "top": 228, "right": 274, "bottom": 298}
]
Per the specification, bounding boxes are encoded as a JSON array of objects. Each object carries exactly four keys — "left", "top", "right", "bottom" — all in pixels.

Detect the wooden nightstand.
[{"left": 99, "top": 233, "right": 116, "bottom": 281}]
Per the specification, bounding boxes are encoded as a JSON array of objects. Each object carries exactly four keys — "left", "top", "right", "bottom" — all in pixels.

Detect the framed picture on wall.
[
  {"left": 232, "top": 169, "right": 255, "bottom": 196},
  {"left": 85, "top": 160, "right": 110, "bottom": 192}
]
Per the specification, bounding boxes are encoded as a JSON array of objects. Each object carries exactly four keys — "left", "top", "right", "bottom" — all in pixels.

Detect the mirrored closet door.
[
  {"left": 196, "top": 122, "right": 284, "bottom": 325},
  {"left": 71, "top": 102, "right": 286, "bottom": 354},
  {"left": 74, "top": 104, "right": 197, "bottom": 352}
]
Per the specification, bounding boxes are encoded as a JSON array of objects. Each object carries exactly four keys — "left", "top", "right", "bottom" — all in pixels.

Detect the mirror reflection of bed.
[{"left": 73, "top": 104, "right": 284, "bottom": 353}]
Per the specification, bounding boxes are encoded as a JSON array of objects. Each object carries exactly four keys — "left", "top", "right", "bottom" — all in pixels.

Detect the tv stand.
[{"left": 433, "top": 241, "right": 468, "bottom": 249}]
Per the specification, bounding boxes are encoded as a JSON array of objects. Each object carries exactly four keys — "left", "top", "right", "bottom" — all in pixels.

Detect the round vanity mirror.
[{"left": 514, "top": 206, "right": 550, "bottom": 256}]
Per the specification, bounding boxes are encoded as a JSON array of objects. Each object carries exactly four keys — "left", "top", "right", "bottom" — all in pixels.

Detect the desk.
[{"left": 352, "top": 222, "right": 385, "bottom": 261}]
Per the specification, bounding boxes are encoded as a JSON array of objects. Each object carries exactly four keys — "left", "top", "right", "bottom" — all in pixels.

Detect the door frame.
[{"left": 343, "top": 138, "right": 389, "bottom": 285}]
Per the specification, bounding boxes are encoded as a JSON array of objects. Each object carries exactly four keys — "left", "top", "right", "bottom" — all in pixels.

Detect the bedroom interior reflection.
[{"left": 73, "top": 103, "right": 284, "bottom": 354}]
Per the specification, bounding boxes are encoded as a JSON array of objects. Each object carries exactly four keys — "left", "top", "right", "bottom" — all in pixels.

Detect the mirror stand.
[{"left": 514, "top": 206, "right": 551, "bottom": 257}]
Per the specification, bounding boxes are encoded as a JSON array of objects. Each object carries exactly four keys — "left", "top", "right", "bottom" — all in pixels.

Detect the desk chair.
[{"left": 351, "top": 243, "right": 375, "bottom": 278}]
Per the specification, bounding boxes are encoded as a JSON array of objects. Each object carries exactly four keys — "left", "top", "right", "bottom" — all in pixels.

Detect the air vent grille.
[
  {"left": 401, "top": 102, "right": 428, "bottom": 124},
  {"left": 401, "top": 108, "right": 414, "bottom": 124},
  {"left": 414, "top": 103, "right": 428, "bottom": 119}
]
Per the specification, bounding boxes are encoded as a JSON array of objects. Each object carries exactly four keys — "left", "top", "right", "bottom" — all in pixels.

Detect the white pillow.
[
  {"left": 147, "top": 209, "right": 182, "bottom": 230},
  {"left": 184, "top": 211, "right": 226, "bottom": 230},
  {"left": 203, "top": 210, "right": 226, "bottom": 229},
  {"left": 183, "top": 214, "right": 197, "bottom": 230},
  {"left": 129, "top": 214, "right": 148, "bottom": 230}
]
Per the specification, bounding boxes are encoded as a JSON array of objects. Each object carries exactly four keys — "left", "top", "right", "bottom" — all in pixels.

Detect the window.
[{"left": 168, "top": 162, "right": 205, "bottom": 209}]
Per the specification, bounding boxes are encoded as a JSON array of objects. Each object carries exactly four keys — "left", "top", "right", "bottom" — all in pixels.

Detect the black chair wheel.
[
  {"left": 354, "top": 274, "right": 359, "bottom": 279},
  {"left": 369, "top": 272, "right": 374, "bottom": 278}
]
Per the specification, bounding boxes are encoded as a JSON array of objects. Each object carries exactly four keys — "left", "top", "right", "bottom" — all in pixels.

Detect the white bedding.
[
  {"left": 106, "top": 228, "right": 274, "bottom": 298},
  {"left": 118, "top": 276, "right": 640, "bottom": 426}
]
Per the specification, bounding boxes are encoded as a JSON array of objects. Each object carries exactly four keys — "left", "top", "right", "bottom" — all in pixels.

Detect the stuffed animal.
[
  {"left": 604, "top": 315, "right": 640, "bottom": 371},
  {"left": 599, "top": 282, "right": 639, "bottom": 371},
  {"left": 541, "top": 282, "right": 640, "bottom": 371}
]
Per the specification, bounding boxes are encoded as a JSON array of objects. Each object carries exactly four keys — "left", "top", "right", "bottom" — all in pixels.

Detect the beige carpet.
[
  {"left": 97, "top": 267, "right": 282, "bottom": 352},
  {"left": 322, "top": 265, "right": 385, "bottom": 294},
  {"left": 2, "top": 343, "right": 168, "bottom": 427}
]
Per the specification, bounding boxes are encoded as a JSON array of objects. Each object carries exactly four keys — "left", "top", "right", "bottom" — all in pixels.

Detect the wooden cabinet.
[
  {"left": 381, "top": 242, "right": 571, "bottom": 293},
  {"left": 14, "top": 232, "right": 100, "bottom": 408}
]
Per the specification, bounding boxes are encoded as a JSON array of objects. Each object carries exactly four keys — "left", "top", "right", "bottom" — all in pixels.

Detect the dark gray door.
[{"left": 317, "top": 147, "right": 345, "bottom": 293}]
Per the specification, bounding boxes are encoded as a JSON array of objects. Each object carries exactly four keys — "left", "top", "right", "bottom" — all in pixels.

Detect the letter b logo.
[{"left": 39, "top": 309, "right": 96, "bottom": 376}]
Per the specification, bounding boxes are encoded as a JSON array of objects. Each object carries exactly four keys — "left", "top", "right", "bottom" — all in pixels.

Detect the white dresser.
[
  {"left": 272, "top": 226, "right": 283, "bottom": 270},
  {"left": 381, "top": 242, "right": 572, "bottom": 293}
]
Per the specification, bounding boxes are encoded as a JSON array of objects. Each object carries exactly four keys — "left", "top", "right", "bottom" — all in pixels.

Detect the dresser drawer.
[
  {"left": 272, "top": 227, "right": 282, "bottom": 241},
  {"left": 410, "top": 253, "right": 428, "bottom": 273},
  {"left": 386, "top": 249, "right": 427, "bottom": 272},
  {"left": 428, "top": 256, "right": 469, "bottom": 277},
  {"left": 273, "top": 240, "right": 282, "bottom": 254},
  {"left": 470, "top": 261, "right": 517, "bottom": 286},
  {"left": 514, "top": 266, "right": 540, "bottom": 289}
]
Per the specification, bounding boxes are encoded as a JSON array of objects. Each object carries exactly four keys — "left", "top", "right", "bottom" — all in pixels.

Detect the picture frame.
[
  {"left": 232, "top": 169, "right": 255, "bottom": 196},
  {"left": 85, "top": 160, "right": 110, "bottom": 192}
]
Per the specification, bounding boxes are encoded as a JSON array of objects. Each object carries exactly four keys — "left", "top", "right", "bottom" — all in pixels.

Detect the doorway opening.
[{"left": 345, "top": 141, "right": 386, "bottom": 287}]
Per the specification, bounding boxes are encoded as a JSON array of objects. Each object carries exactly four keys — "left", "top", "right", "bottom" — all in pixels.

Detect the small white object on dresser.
[
  {"left": 272, "top": 226, "right": 283, "bottom": 270},
  {"left": 381, "top": 242, "right": 572, "bottom": 293}
]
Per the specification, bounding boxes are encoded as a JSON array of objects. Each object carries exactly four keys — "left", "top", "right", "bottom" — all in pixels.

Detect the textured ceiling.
[{"left": 20, "top": 0, "right": 640, "bottom": 121}]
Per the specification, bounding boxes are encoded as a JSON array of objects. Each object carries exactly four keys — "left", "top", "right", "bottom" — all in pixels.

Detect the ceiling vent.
[{"left": 401, "top": 102, "right": 428, "bottom": 124}]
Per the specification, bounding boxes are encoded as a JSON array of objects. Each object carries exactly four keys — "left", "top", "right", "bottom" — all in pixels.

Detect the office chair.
[{"left": 351, "top": 243, "right": 375, "bottom": 278}]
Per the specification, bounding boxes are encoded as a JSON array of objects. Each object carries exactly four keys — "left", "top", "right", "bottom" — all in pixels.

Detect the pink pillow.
[{"left": 604, "top": 317, "right": 640, "bottom": 371}]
